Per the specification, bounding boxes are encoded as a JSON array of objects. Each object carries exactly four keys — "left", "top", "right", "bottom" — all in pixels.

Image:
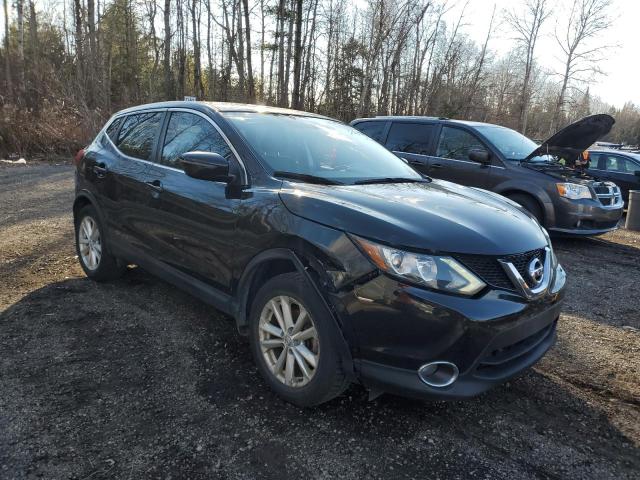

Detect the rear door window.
[
  {"left": 603, "top": 155, "right": 640, "bottom": 173},
  {"left": 436, "top": 126, "right": 486, "bottom": 161},
  {"left": 386, "top": 123, "right": 435, "bottom": 155},
  {"left": 116, "top": 112, "right": 164, "bottom": 161},
  {"left": 353, "top": 121, "right": 387, "bottom": 144},
  {"left": 161, "top": 112, "right": 232, "bottom": 169}
]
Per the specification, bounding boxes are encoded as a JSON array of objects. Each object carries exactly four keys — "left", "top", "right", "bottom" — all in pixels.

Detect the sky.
[
  {"left": 1, "top": 0, "right": 638, "bottom": 108},
  {"left": 447, "top": 0, "right": 639, "bottom": 108}
]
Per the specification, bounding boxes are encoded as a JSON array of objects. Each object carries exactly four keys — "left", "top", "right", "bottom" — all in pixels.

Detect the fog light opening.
[{"left": 418, "top": 361, "right": 459, "bottom": 388}]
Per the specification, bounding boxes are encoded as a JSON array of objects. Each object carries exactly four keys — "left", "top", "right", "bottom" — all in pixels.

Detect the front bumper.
[
  {"left": 331, "top": 264, "right": 565, "bottom": 400},
  {"left": 549, "top": 196, "right": 623, "bottom": 235}
]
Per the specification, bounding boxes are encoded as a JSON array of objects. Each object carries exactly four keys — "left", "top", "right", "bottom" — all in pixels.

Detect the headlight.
[
  {"left": 556, "top": 183, "right": 592, "bottom": 200},
  {"left": 353, "top": 236, "right": 486, "bottom": 296}
]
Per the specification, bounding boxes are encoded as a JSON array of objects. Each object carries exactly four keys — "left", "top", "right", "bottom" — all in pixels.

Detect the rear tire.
[
  {"left": 507, "top": 193, "right": 544, "bottom": 224},
  {"left": 249, "top": 272, "right": 349, "bottom": 407},
  {"left": 75, "top": 205, "right": 125, "bottom": 281}
]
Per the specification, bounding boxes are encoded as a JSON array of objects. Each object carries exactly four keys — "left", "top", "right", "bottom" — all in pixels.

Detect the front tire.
[
  {"left": 75, "top": 205, "right": 125, "bottom": 281},
  {"left": 249, "top": 272, "right": 349, "bottom": 407},
  {"left": 507, "top": 193, "right": 544, "bottom": 224}
]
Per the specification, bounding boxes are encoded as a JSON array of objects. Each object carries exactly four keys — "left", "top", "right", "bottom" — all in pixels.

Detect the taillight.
[{"left": 74, "top": 148, "right": 86, "bottom": 166}]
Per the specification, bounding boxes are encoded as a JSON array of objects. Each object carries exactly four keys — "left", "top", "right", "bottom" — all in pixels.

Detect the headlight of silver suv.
[
  {"left": 353, "top": 236, "right": 486, "bottom": 296},
  {"left": 556, "top": 182, "right": 592, "bottom": 200}
]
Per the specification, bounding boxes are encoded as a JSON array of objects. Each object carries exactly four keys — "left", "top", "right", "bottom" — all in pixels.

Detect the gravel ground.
[{"left": 1, "top": 163, "right": 639, "bottom": 480}]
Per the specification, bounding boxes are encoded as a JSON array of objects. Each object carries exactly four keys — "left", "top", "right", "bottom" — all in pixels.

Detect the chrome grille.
[
  {"left": 454, "top": 248, "right": 545, "bottom": 292},
  {"left": 593, "top": 181, "right": 622, "bottom": 207}
]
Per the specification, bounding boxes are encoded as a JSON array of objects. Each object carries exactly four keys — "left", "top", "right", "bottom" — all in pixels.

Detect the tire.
[
  {"left": 507, "top": 193, "right": 544, "bottom": 224},
  {"left": 249, "top": 272, "right": 349, "bottom": 407},
  {"left": 75, "top": 204, "right": 125, "bottom": 281}
]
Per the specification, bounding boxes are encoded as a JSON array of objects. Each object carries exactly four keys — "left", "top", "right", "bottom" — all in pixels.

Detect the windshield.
[
  {"left": 223, "top": 112, "right": 422, "bottom": 184},
  {"left": 475, "top": 125, "right": 551, "bottom": 162}
]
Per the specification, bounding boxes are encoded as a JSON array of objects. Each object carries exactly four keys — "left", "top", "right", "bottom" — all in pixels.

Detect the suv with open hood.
[
  {"left": 351, "top": 114, "right": 623, "bottom": 235},
  {"left": 73, "top": 102, "right": 566, "bottom": 406}
]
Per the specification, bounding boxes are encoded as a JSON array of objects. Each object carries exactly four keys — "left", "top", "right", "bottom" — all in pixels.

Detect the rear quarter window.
[
  {"left": 105, "top": 117, "right": 124, "bottom": 143},
  {"left": 352, "top": 121, "right": 387, "bottom": 143}
]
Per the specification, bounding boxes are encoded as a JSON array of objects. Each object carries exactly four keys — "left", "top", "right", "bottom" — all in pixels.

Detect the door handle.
[
  {"left": 431, "top": 163, "right": 443, "bottom": 169},
  {"left": 408, "top": 159, "right": 423, "bottom": 166},
  {"left": 145, "top": 180, "right": 163, "bottom": 193},
  {"left": 93, "top": 163, "right": 107, "bottom": 178}
]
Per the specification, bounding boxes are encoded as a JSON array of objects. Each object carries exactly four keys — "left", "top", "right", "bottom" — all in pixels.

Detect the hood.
[
  {"left": 279, "top": 180, "right": 547, "bottom": 256},
  {"left": 519, "top": 161, "right": 596, "bottom": 182},
  {"left": 524, "top": 114, "right": 615, "bottom": 161}
]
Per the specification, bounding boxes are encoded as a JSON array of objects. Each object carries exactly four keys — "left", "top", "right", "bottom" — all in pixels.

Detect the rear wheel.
[
  {"left": 249, "top": 272, "right": 349, "bottom": 407},
  {"left": 75, "top": 205, "right": 125, "bottom": 281},
  {"left": 507, "top": 193, "right": 544, "bottom": 224}
]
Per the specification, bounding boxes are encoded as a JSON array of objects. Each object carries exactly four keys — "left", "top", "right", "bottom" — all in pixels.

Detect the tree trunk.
[
  {"left": 300, "top": 0, "right": 318, "bottom": 109},
  {"left": 291, "top": 0, "right": 303, "bottom": 109},
  {"left": 235, "top": 0, "right": 245, "bottom": 97},
  {"left": 192, "top": 0, "right": 203, "bottom": 97},
  {"left": 283, "top": 0, "right": 294, "bottom": 106},
  {"left": 73, "top": 0, "right": 84, "bottom": 100},
  {"left": 242, "top": 0, "right": 255, "bottom": 101},
  {"left": 206, "top": 0, "right": 214, "bottom": 98},
  {"left": 163, "top": 0, "right": 172, "bottom": 99},
  {"left": 551, "top": 54, "right": 572, "bottom": 132},
  {"left": 27, "top": 1, "right": 39, "bottom": 112},
  {"left": 16, "top": 0, "right": 25, "bottom": 94},
  {"left": 260, "top": 0, "right": 265, "bottom": 99},
  {"left": 86, "top": 0, "right": 97, "bottom": 107},
  {"left": 276, "top": 0, "right": 286, "bottom": 106},
  {"left": 2, "top": 0, "right": 10, "bottom": 99}
]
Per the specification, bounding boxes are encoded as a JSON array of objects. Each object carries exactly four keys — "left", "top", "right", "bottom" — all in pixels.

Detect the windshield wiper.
[
  {"left": 354, "top": 177, "right": 426, "bottom": 185},
  {"left": 273, "top": 171, "right": 343, "bottom": 185}
]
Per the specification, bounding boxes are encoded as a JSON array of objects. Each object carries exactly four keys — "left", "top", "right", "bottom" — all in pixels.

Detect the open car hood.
[{"left": 524, "top": 114, "right": 615, "bottom": 161}]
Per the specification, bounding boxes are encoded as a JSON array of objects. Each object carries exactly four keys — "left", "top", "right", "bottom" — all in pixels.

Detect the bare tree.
[
  {"left": 505, "top": 0, "right": 550, "bottom": 134},
  {"left": 87, "top": 0, "right": 97, "bottom": 106},
  {"left": 291, "top": 0, "right": 303, "bottom": 109},
  {"left": 16, "top": 0, "right": 25, "bottom": 90},
  {"left": 276, "top": 0, "right": 286, "bottom": 106},
  {"left": 27, "top": 0, "right": 38, "bottom": 111},
  {"left": 164, "top": 0, "right": 172, "bottom": 99},
  {"left": 191, "top": 0, "right": 203, "bottom": 97},
  {"left": 3, "top": 0, "right": 11, "bottom": 98},
  {"left": 73, "top": 0, "right": 84, "bottom": 97},
  {"left": 550, "top": 0, "right": 614, "bottom": 131},
  {"left": 242, "top": 0, "right": 255, "bottom": 101}
]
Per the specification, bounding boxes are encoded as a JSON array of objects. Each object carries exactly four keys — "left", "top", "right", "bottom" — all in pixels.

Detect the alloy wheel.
[
  {"left": 258, "top": 295, "right": 319, "bottom": 388},
  {"left": 78, "top": 216, "right": 102, "bottom": 271}
]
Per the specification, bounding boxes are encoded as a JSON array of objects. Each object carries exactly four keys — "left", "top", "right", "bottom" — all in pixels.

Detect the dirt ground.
[{"left": 1, "top": 163, "right": 639, "bottom": 480}]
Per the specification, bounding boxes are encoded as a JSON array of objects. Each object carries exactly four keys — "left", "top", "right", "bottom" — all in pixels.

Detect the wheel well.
[
  {"left": 500, "top": 190, "right": 545, "bottom": 224},
  {"left": 242, "top": 258, "right": 298, "bottom": 330},
  {"left": 73, "top": 196, "right": 92, "bottom": 221}
]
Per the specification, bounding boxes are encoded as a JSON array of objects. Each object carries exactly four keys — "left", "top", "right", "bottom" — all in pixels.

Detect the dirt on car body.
[{"left": 1, "top": 163, "right": 639, "bottom": 479}]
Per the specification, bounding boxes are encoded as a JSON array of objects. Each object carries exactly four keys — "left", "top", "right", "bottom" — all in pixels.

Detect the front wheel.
[
  {"left": 249, "top": 272, "right": 349, "bottom": 407},
  {"left": 507, "top": 193, "right": 544, "bottom": 224}
]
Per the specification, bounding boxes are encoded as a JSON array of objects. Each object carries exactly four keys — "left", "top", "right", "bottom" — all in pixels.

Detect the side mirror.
[
  {"left": 634, "top": 170, "right": 640, "bottom": 177},
  {"left": 468, "top": 148, "right": 490, "bottom": 164},
  {"left": 180, "top": 151, "right": 232, "bottom": 182}
]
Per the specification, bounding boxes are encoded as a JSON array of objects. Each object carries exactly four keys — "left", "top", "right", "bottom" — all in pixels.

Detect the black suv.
[
  {"left": 74, "top": 101, "right": 566, "bottom": 406},
  {"left": 586, "top": 149, "right": 640, "bottom": 203},
  {"left": 351, "top": 114, "right": 624, "bottom": 235}
]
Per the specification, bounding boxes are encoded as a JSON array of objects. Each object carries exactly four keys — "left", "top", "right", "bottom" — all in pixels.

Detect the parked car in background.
[
  {"left": 73, "top": 101, "right": 566, "bottom": 406},
  {"left": 586, "top": 149, "right": 640, "bottom": 204},
  {"left": 351, "top": 114, "right": 624, "bottom": 236}
]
